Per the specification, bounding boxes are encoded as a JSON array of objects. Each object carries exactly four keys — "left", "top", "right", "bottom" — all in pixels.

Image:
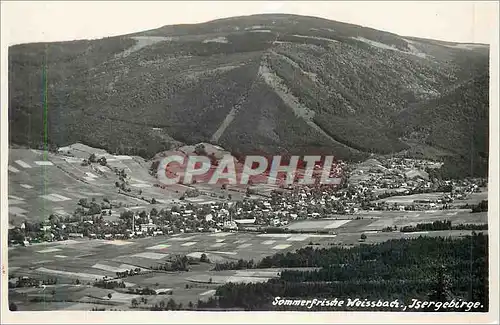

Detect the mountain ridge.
[{"left": 8, "top": 13, "right": 489, "bottom": 177}]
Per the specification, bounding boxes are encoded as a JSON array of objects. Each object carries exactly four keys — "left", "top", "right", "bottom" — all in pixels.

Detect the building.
[
  {"left": 224, "top": 220, "right": 237, "bottom": 230},
  {"left": 154, "top": 288, "right": 173, "bottom": 295},
  {"left": 140, "top": 223, "right": 157, "bottom": 232},
  {"left": 234, "top": 218, "right": 256, "bottom": 225}
]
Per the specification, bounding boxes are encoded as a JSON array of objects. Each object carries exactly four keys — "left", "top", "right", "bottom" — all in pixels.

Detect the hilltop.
[{"left": 8, "top": 14, "right": 489, "bottom": 177}]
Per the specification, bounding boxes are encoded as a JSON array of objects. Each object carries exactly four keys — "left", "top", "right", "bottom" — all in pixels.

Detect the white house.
[{"left": 234, "top": 218, "right": 256, "bottom": 225}]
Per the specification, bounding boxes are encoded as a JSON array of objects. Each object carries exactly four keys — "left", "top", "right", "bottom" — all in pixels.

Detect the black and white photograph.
[{"left": 1, "top": 1, "right": 498, "bottom": 323}]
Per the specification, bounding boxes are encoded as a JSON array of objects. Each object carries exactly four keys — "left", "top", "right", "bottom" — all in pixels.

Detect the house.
[
  {"left": 197, "top": 200, "right": 216, "bottom": 206},
  {"left": 405, "top": 170, "right": 429, "bottom": 180},
  {"left": 140, "top": 223, "right": 156, "bottom": 232},
  {"left": 234, "top": 218, "right": 256, "bottom": 225},
  {"left": 224, "top": 221, "right": 237, "bottom": 230},
  {"left": 155, "top": 288, "right": 173, "bottom": 295},
  {"left": 68, "top": 233, "right": 84, "bottom": 238}
]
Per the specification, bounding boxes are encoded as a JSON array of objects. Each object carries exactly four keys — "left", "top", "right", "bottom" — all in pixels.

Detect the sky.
[{"left": 1, "top": 1, "right": 498, "bottom": 45}]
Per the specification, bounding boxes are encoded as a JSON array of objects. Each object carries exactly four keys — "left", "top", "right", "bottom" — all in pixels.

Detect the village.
[{"left": 7, "top": 155, "right": 488, "bottom": 246}]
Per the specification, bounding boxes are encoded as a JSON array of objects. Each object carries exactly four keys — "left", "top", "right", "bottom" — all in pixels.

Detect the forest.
[
  {"left": 399, "top": 220, "right": 488, "bottom": 232},
  {"left": 197, "top": 234, "right": 488, "bottom": 311}
]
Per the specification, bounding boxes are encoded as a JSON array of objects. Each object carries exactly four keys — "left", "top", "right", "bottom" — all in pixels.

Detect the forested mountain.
[{"left": 9, "top": 14, "right": 489, "bottom": 176}]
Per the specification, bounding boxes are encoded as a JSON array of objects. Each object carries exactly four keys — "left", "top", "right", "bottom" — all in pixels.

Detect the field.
[
  {"left": 286, "top": 209, "right": 487, "bottom": 232},
  {"left": 372, "top": 190, "right": 488, "bottom": 208},
  {"left": 9, "top": 231, "right": 340, "bottom": 311},
  {"left": 9, "top": 225, "right": 487, "bottom": 311},
  {"left": 374, "top": 192, "right": 447, "bottom": 204},
  {"left": 9, "top": 201, "right": 488, "bottom": 312},
  {"left": 7, "top": 146, "right": 240, "bottom": 225}
]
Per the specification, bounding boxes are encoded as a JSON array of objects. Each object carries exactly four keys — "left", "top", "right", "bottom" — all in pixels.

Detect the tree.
[
  {"left": 8, "top": 228, "right": 25, "bottom": 243},
  {"left": 120, "top": 210, "right": 134, "bottom": 220},
  {"left": 88, "top": 203, "right": 102, "bottom": 215},
  {"left": 75, "top": 278, "right": 80, "bottom": 285},
  {"left": 99, "top": 157, "right": 107, "bottom": 166},
  {"left": 107, "top": 293, "right": 112, "bottom": 299},
  {"left": 200, "top": 253, "right": 209, "bottom": 263},
  {"left": 78, "top": 198, "right": 88, "bottom": 207},
  {"left": 9, "top": 302, "right": 18, "bottom": 311},
  {"left": 194, "top": 144, "right": 206, "bottom": 156},
  {"left": 89, "top": 153, "right": 97, "bottom": 163},
  {"left": 428, "top": 265, "right": 453, "bottom": 303},
  {"left": 166, "top": 298, "right": 177, "bottom": 310},
  {"left": 151, "top": 198, "right": 157, "bottom": 204},
  {"left": 360, "top": 233, "right": 367, "bottom": 241},
  {"left": 472, "top": 200, "right": 488, "bottom": 213},
  {"left": 150, "top": 160, "right": 160, "bottom": 172},
  {"left": 131, "top": 298, "right": 138, "bottom": 307}
]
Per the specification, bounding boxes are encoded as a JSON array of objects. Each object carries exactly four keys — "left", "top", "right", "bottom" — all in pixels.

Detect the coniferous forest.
[{"left": 196, "top": 234, "right": 488, "bottom": 311}]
